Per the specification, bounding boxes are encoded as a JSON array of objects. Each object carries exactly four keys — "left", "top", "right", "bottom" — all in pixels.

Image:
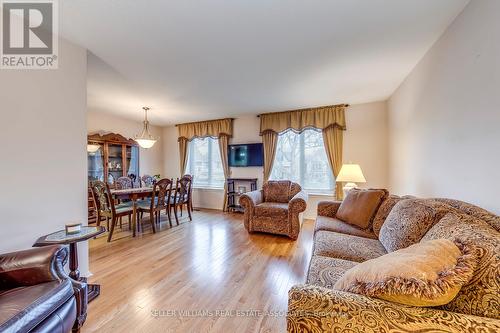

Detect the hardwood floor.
[{"left": 84, "top": 209, "right": 314, "bottom": 333}]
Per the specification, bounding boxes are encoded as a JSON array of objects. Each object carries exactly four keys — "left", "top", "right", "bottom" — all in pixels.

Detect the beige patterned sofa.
[
  {"left": 288, "top": 194, "right": 500, "bottom": 332},
  {"left": 240, "top": 180, "right": 308, "bottom": 240}
]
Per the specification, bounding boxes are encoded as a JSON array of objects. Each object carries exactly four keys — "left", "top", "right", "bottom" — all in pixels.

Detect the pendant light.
[
  {"left": 87, "top": 143, "right": 100, "bottom": 154},
  {"left": 135, "top": 106, "right": 157, "bottom": 149}
]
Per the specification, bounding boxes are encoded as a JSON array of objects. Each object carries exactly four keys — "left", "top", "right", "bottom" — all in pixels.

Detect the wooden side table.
[
  {"left": 226, "top": 178, "right": 258, "bottom": 212},
  {"left": 33, "top": 226, "right": 105, "bottom": 302}
]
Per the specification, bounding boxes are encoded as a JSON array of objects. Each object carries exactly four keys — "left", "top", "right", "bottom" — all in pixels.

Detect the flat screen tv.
[{"left": 228, "top": 143, "right": 263, "bottom": 167}]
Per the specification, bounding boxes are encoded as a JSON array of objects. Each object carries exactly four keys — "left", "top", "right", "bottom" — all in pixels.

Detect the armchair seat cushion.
[
  {"left": 314, "top": 231, "right": 387, "bottom": 262},
  {"left": 0, "top": 280, "right": 74, "bottom": 333},
  {"left": 254, "top": 202, "right": 288, "bottom": 219},
  {"left": 314, "top": 216, "right": 378, "bottom": 239}
]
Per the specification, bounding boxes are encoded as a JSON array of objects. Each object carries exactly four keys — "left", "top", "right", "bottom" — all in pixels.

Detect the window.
[
  {"left": 270, "top": 128, "right": 334, "bottom": 192},
  {"left": 186, "top": 137, "right": 225, "bottom": 188}
]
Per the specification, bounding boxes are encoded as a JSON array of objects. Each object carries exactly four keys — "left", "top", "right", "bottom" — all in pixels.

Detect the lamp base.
[{"left": 343, "top": 182, "right": 358, "bottom": 198}]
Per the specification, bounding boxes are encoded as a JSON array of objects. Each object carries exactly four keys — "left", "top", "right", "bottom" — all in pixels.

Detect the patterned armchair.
[{"left": 240, "top": 180, "right": 308, "bottom": 240}]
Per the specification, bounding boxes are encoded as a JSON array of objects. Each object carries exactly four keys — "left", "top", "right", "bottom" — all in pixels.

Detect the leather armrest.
[{"left": 0, "top": 245, "right": 68, "bottom": 289}]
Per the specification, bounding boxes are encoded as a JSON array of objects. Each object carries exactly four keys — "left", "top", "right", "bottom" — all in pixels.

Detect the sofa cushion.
[
  {"left": 254, "top": 202, "right": 288, "bottom": 219},
  {"left": 421, "top": 212, "right": 500, "bottom": 319},
  {"left": 314, "top": 216, "right": 377, "bottom": 239},
  {"left": 433, "top": 198, "right": 500, "bottom": 232},
  {"left": 314, "top": 231, "right": 387, "bottom": 262},
  {"left": 372, "top": 195, "right": 416, "bottom": 237},
  {"left": 379, "top": 199, "right": 452, "bottom": 252},
  {"left": 0, "top": 280, "right": 74, "bottom": 333},
  {"left": 336, "top": 188, "right": 388, "bottom": 229},
  {"left": 263, "top": 180, "right": 291, "bottom": 203},
  {"left": 307, "top": 256, "right": 357, "bottom": 289},
  {"left": 333, "top": 239, "right": 476, "bottom": 307}
]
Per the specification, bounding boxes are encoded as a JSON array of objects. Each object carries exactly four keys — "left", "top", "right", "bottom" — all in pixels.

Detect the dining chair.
[
  {"left": 171, "top": 175, "right": 193, "bottom": 224},
  {"left": 90, "top": 181, "right": 134, "bottom": 242},
  {"left": 137, "top": 178, "right": 172, "bottom": 230},
  {"left": 182, "top": 174, "right": 194, "bottom": 213},
  {"left": 116, "top": 176, "right": 133, "bottom": 190},
  {"left": 128, "top": 174, "right": 140, "bottom": 188},
  {"left": 107, "top": 173, "right": 116, "bottom": 188},
  {"left": 141, "top": 174, "right": 154, "bottom": 187}
]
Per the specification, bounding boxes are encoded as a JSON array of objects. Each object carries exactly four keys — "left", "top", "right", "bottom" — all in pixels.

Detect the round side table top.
[{"left": 33, "top": 226, "right": 105, "bottom": 246}]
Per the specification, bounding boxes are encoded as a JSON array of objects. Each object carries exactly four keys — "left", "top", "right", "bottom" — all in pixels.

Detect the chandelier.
[{"left": 135, "top": 107, "right": 157, "bottom": 149}]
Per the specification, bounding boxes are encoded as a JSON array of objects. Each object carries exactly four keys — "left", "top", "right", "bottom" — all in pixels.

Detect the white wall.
[
  {"left": 388, "top": 0, "right": 500, "bottom": 214},
  {"left": 87, "top": 111, "right": 164, "bottom": 176},
  {"left": 0, "top": 39, "right": 89, "bottom": 274},
  {"left": 163, "top": 101, "right": 389, "bottom": 218}
]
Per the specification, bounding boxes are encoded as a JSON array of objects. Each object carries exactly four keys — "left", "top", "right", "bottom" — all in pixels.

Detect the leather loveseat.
[{"left": 0, "top": 245, "right": 87, "bottom": 333}]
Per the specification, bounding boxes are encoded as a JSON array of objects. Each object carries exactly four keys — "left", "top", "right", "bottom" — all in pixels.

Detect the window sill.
[
  {"left": 192, "top": 186, "right": 224, "bottom": 191},
  {"left": 305, "top": 191, "right": 335, "bottom": 197}
]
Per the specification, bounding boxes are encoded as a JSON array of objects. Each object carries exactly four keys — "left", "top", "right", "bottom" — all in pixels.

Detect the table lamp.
[{"left": 336, "top": 164, "right": 366, "bottom": 197}]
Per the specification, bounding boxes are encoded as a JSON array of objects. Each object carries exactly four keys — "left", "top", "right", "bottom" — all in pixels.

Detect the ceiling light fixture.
[
  {"left": 87, "top": 143, "right": 101, "bottom": 154},
  {"left": 135, "top": 106, "right": 157, "bottom": 149}
]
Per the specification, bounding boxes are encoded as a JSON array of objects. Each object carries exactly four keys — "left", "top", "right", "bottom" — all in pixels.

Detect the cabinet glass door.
[
  {"left": 87, "top": 143, "right": 104, "bottom": 182},
  {"left": 125, "top": 145, "right": 139, "bottom": 180},
  {"left": 107, "top": 144, "right": 124, "bottom": 184}
]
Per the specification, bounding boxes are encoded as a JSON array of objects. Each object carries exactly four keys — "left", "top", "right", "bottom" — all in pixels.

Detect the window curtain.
[
  {"left": 259, "top": 104, "right": 346, "bottom": 134},
  {"left": 322, "top": 126, "right": 344, "bottom": 200},
  {"left": 177, "top": 118, "right": 233, "bottom": 210},
  {"left": 178, "top": 138, "right": 189, "bottom": 175},
  {"left": 218, "top": 134, "right": 230, "bottom": 211},
  {"left": 262, "top": 131, "right": 278, "bottom": 182},
  {"left": 177, "top": 118, "right": 232, "bottom": 141},
  {"left": 259, "top": 104, "right": 347, "bottom": 196}
]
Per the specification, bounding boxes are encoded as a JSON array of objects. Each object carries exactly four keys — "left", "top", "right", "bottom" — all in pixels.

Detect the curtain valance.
[
  {"left": 177, "top": 118, "right": 233, "bottom": 141},
  {"left": 259, "top": 104, "right": 347, "bottom": 135}
]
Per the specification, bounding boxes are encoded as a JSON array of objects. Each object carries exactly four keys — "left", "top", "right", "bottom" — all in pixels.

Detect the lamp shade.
[{"left": 336, "top": 164, "right": 366, "bottom": 183}]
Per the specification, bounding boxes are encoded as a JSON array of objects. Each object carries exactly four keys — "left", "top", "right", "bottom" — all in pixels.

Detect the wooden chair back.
[
  {"left": 175, "top": 175, "right": 192, "bottom": 204},
  {"left": 116, "top": 176, "right": 133, "bottom": 190},
  {"left": 141, "top": 174, "right": 154, "bottom": 187},
  {"left": 150, "top": 178, "right": 173, "bottom": 212},
  {"left": 107, "top": 173, "right": 116, "bottom": 188},
  {"left": 91, "top": 180, "right": 113, "bottom": 217}
]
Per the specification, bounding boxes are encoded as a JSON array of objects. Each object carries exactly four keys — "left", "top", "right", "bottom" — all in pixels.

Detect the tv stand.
[{"left": 226, "top": 178, "right": 258, "bottom": 213}]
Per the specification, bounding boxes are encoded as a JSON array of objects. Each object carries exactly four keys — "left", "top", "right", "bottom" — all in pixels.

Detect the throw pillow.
[
  {"left": 379, "top": 199, "right": 451, "bottom": 252},
  {"left": 421, "top": 212, "right": 500, "bottom": 319},
  {"left": 336, "top": 188, "right": 388, "bottom": 229},
  {"left": 372, "top": 195, "right": 416, "bottom": 237},
  {"left": 333, "top": 239, "right": 476, "bottom": 307}
]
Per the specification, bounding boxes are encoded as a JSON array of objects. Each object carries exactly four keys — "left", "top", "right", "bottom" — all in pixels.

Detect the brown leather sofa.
[{"left": 0, "top": 245, "right": 87, "bottom": 333}]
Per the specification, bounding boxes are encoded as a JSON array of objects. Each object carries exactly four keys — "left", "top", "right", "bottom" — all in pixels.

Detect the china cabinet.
[{"left": 87, "top": 133, "right": 140, "bottom": 223}]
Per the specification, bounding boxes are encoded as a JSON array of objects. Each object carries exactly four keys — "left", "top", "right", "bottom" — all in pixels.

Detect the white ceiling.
[{"left": 61, "top": 0, "right": 469, "bottom": 126}]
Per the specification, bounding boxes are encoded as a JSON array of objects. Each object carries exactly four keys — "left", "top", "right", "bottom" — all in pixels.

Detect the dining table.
[
  {"left": 110, "top": 184, "right": 181, "bottom": 236},
  {"left": 110, "top": 187, "right": 154, "bottom": 237}
]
